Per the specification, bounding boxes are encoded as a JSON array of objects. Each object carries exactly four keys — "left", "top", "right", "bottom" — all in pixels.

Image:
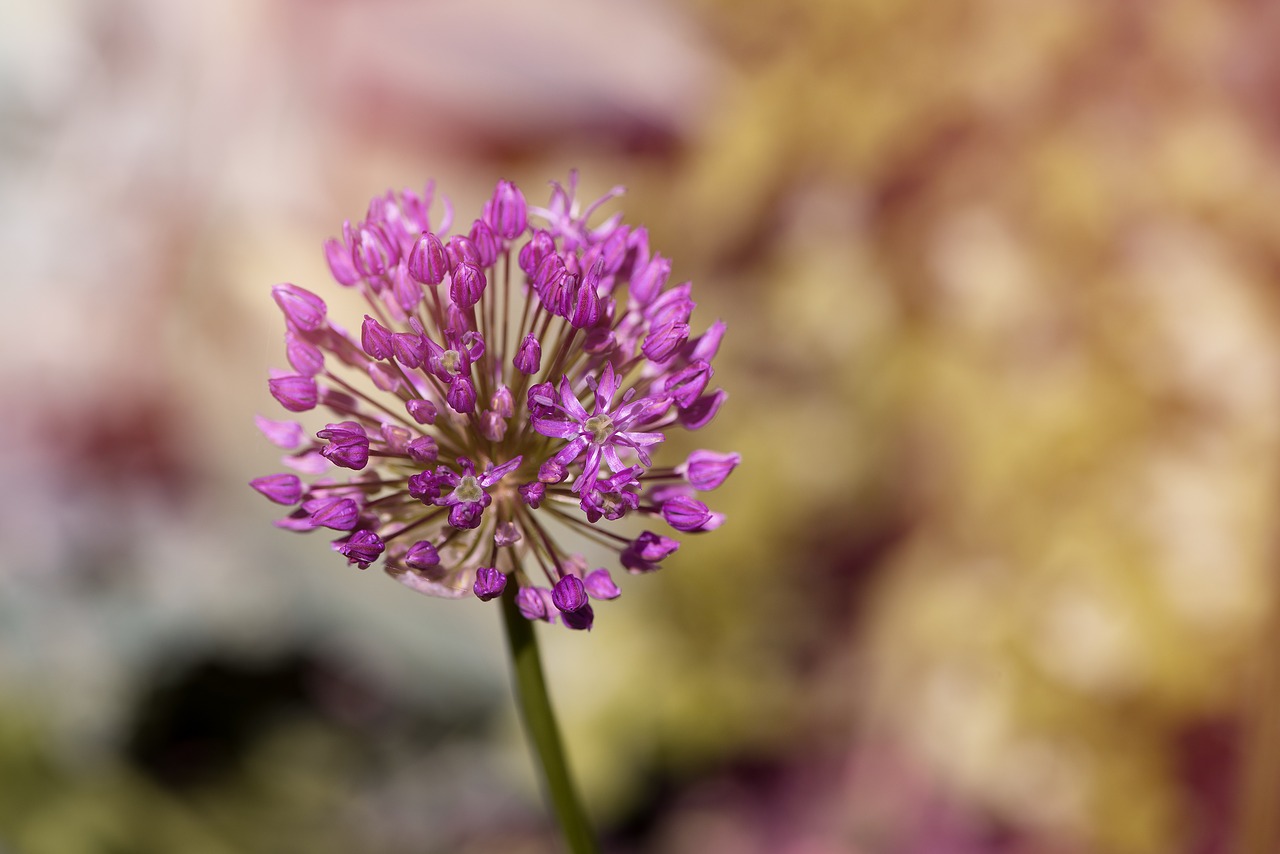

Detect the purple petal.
[
  {"left": 480, "top": 455, "right": 524, "bottom": 487},
  {"left": 678, "top": 389, "right": 727, "bottom": 430},
  {"left": 557, "top": 375, "right": 589, "bottom": 421}
]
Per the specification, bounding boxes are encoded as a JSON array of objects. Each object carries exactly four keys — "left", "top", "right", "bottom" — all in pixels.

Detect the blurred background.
[{"left": 3, "top": 0, "right": 1280, "bottom": 851}]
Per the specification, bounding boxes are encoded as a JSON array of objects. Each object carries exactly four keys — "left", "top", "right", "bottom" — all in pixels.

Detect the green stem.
[{"left": 500, "top": 583, "right": 599, "bottom": 853}]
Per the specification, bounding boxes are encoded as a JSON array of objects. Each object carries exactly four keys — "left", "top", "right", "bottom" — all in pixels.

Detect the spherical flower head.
[{"left": 252, "top": 175, "right": 737, "bottom": 629}]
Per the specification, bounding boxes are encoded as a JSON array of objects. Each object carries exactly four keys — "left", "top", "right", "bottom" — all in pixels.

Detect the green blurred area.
[{"left": 4, "top": 0, "right": 1280, "bottom": 852}]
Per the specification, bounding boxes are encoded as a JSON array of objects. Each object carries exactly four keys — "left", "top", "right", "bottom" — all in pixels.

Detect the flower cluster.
[{"left": 251, "top": 174, "right": 738, "bottom": 629}]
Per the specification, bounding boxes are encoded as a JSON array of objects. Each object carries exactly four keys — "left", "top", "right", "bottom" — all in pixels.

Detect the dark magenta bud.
[
  {"left": 552, "top": 575, "right": 589, "bottom": 613},
  {"left": 404, "top": 540, "right": 440, "bottom": 569},
  {"left": 337, "top": 530, "right": 384, "bottom": 569},
  {"left": 514, "top": 333, "right": 542, "bottom": 375},
  {"left": 473, "top": 567, "right": 507, "bottom": 601},
  {"left": 488, "top": 180, "right": 528, "bottom": 239},
  {"left": 361, "top": 315, "right": 394, "bottom": 360},
  {"left": 407, "top": 231, "right": 448, "bottom": 285},
  {"left": 450, "top": 262, "right": 486, "bottom": 309}
]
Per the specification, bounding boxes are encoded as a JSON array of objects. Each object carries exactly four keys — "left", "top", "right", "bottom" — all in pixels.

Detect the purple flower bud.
[
  {"left": 250, "top": 473, "right": 303, "bottom": 505},
  {"left": 406, "top": 399, "right": 437, "bottom": 424},
  {"left": 641, "top": 319, "right": 690, "bottom": 363},
  {"left": 446, "top": 375, "right": 477, "bottom": 414},
  {"left": 488, "top": 180, "right": 528, "bottom": 239},
  {"left": 494, "top": 521, "right": 521, "bottom": 546},
  {"left": 492, "top": 386, "right": 515, "bottom": 418},
  {"left": 337, "top": 530, "right": 385, "bottom": 569},
  {"left": 392, "top": 332, "right": 427, "bottom": 369},
  {"left": 547, "top": 272, "right": 575, "bottom": 318},
  {"left": 407, "top": 231, "right": 448, "bottom": 285},
  {"left": 322, "top": 389, "right": 358, "bottom": 411},
  {"left": 630, "top": 254, "right": 670, "bottom": 306},
  {"left": 480, "top": 410, "right": 507, "bottom": 442},
  {"left": 286, "top": 332, "right": 325, "bottom": 376},
  {"left": 660, "top": 495, "right": 712, "bottom": 532},
  {"left": 516, "top": 586, "right": 549, "bottom": 621},
  {"left": 381, "top": 424, "right": 412, "bottom": 454},
  {"left": 450, "top": 262, "right": 486, "bottom": 309},
  {"left": 532, "top": 253, "right": 566, "bottom": 298},
  {"left": 448, "top": 501, "right": 484, "bottom": 529},
  {"left": 538, "top": 458, "right": 567, "bottom": 483},
  {"left": 369, "top": 363, "right": 399, "bottom": 392},
  {"left": 269, "top": 375, "right": 318, "bottom": 412},
  {"left": 583, "top": 327, "right": 616, "bottom": 354},
  {"left": 561, "top": 604, "right": 594, "bottom": 630},
  {"left": 621, "top": 531, "right": 680, "bottom": 573},
  {"left": 391, "top": 263, "right": 423, "bottom": 312},
  {"left": 519, "top": 230, "right": 555, "bottom": 275},
  {"left": 446, "top": 234, "right": 480, "bottom": 270},
  {"left": 407, "top": 470, "right": 440, "bottom": 502},
  {"left": 519, "top": 481, "right": 545, "bottom": 509},
  {"left": 688, "top": 319, "right": 726, "bottom": 363},
  {"left": 527, "top": 381, "right": 556, "bottom": 419},
  {"left": 272, "top": 284, "right": 328, "bottom": 331},
  {"left": 361, "top": 315, "right": 394, "bottom": 360},
  {"left": 473, "top": 567, "right": 507, "bottom": 601},
  {"left": 597, "top": 226, "right": 630, "bottom": 276},
  {"left": 407, "top": 435, "right": 438, "bottom": 463},
  {"left": 514, "top": 333, "right": 542, "bottom": 375},
  {"left": 309, "top": 498, "right": 359, "bottom": 531},
  {"left": 661, "top": 360, "right": 713, "bottom": 408},
  {"left": 318, "top": 421, "right": 370, "bottom": 470},
  {"left": 679, "top": 389, "right": 727, "bottom": 430},
  {"left": 552, "top": 575, "right": 589, "bottom": 613},
  {"left": 352, "top": 223, "right": 399, "bottom": 278},
  {"left": 646, "top": 282, "right": 694, "bottom": 325},
  {"left": 324, "top": 236, "right": 360, "bottom": 285},
  {"left": 583, "top": 568, "right": 621, "bottom": 600},
  {"left": 404, "top": 540, "right": 440, "bottom": 569},
  {"left": 568, "top": 260, "right": 603, "bottom": 329},
  {"left": 274, "top": 510, "right": 316, "bottom": 532},
  {"left": 681, "top": 450, "right": 741, "bottom": 491},
  {"left": 468, "top": 219, "right": 499, "bottom": 266}
]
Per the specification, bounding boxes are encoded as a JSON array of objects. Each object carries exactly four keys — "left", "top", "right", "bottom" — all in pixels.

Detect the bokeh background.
[{"left": 4, "top": 0, "right": 1280, "bottom": 851}]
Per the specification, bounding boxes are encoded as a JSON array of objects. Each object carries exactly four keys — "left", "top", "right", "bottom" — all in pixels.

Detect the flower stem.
[{"left": 500, "top": 583, "right": 599, "bottom": 853}]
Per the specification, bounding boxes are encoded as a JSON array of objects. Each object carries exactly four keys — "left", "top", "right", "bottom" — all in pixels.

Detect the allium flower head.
[{"left": 252, "top": 174, "right": 737, "bottom": 629}]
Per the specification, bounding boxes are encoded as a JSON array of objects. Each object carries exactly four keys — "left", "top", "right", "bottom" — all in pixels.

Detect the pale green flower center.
[
  {"left": 585, "top": 413, "right": 614, "bottom": 443},
  {"left": 440, "top": 349, "right": 462, "bottom": 376},
  {"left": 453, "top": 475, "right": 483, "bottom": 503}
]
